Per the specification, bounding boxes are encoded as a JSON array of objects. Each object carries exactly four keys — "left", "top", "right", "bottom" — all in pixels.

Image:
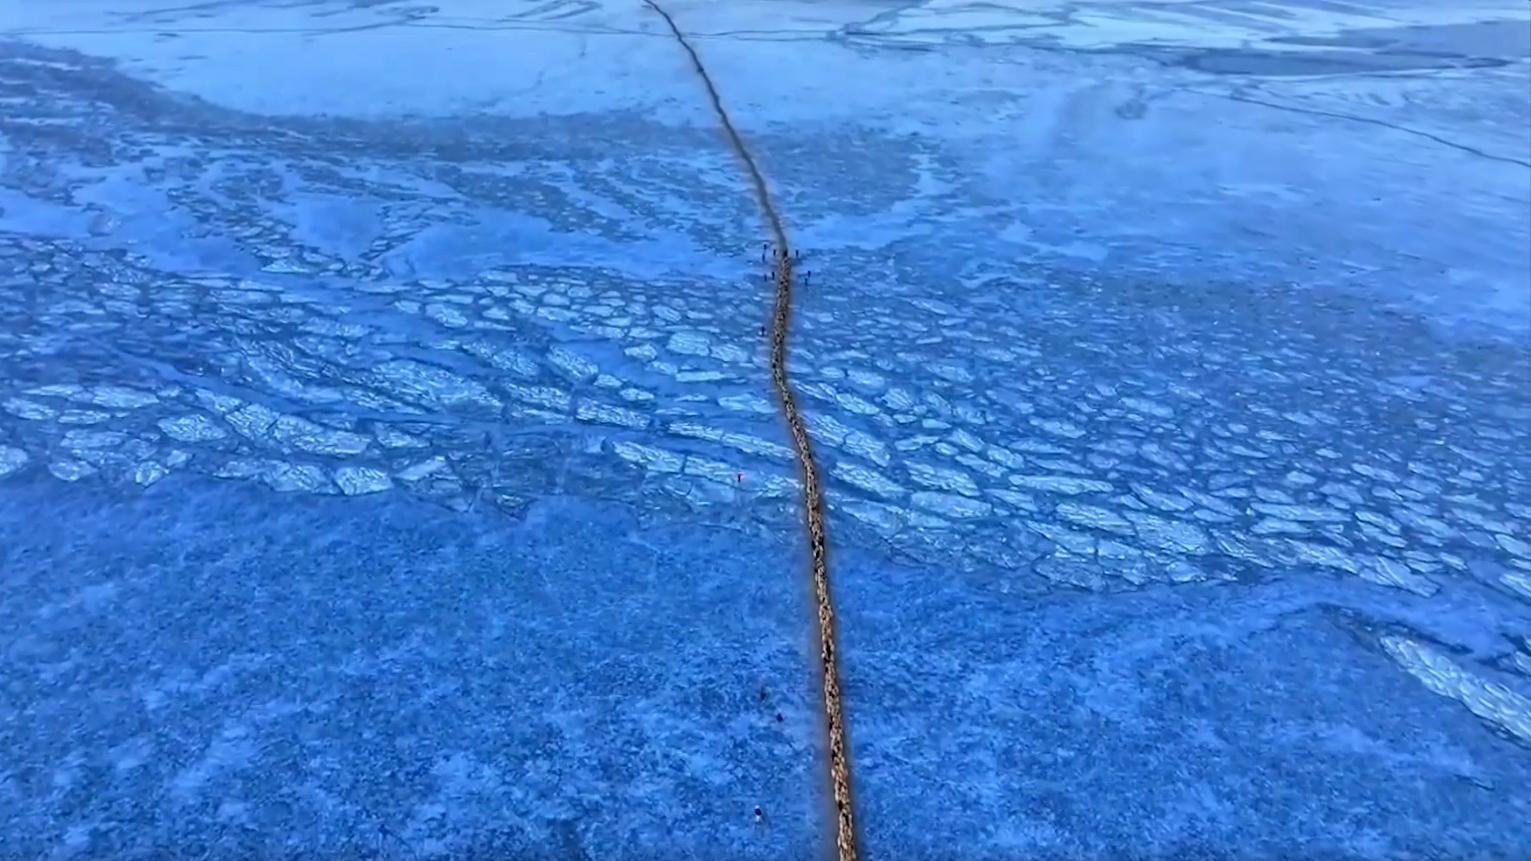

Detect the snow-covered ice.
[{"left": 0, "top": 0, "right": 1528, "bottom": 857}]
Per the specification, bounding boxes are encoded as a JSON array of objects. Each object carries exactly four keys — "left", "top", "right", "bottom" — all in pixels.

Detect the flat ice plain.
[{"left": 1, "top": 0, "right": 1528, "bottom": 858}]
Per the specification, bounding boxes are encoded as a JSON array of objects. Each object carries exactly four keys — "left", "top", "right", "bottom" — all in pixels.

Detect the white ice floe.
[
  {"left": 1383, "top": 636, "right": 1531, "bottom": 743},
  {"left": 158, "top": 415, "right": 228, "bottom": 443},
  {"left": 335, "top": 466, "right": 393, "bottom": 495},
  {"left": 0, "top": 446, "right": 28, "bottom": 477}
]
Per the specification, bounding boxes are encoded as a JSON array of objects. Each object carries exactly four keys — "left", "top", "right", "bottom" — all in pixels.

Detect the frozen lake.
[{"left": 2, "top": 1, "right": 1529, "bottom": 858}]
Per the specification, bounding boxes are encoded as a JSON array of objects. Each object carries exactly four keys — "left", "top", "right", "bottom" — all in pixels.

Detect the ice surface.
[{"left": 0, "top": 0, "right": 1528, "bottom": 857}]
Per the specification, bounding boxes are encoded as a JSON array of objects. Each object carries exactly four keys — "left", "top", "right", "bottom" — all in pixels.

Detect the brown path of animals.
[{"left": 639, "top": 3, "right": 860, "bottom": 859}]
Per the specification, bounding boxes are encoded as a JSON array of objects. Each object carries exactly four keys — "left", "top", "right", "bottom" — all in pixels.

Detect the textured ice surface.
[
  {"left": 1, "top": 0, "right": 1528, "bottom": 857},
  {"left": 0, "top": 477, "right": 825, "bottom": 859}
]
